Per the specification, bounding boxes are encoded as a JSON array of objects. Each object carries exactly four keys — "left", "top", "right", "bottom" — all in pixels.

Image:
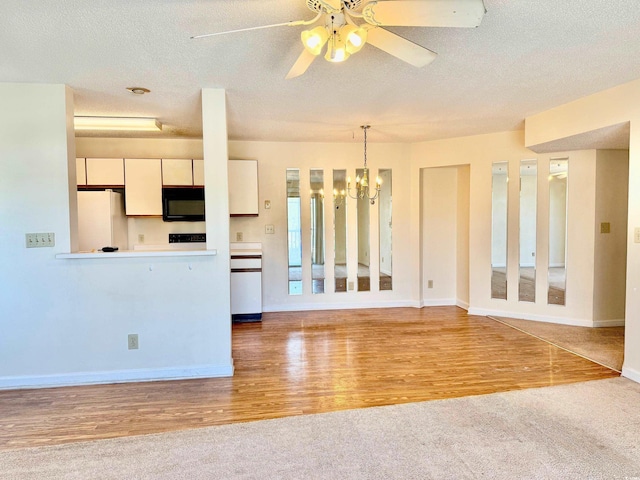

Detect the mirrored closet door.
[
  {"left": 519, "top": 160, "right": 537, "bottom": 302},
  {"left": 356, "top": 168, "right": 370, "bottom": 292},
  {"left": 548, "top": 158, "right": 568, "bottom": 305},
  {"left": 333, "top": 170, "right": 348, "bottom": 293},
  {"left": 287, "top": 169, "right": 302, "bottom": 295},
  {"left": 491, "top": 162, "right": 508, "bottom": 299},
  {"left": 310, "top": 169, "right": 325, "bottom": 294},
  {"left": 378, "top": 169, "right": 392, "bottom": 291}
]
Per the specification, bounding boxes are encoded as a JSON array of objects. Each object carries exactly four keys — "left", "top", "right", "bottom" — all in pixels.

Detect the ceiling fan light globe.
[
  {"left": 342, "top": 25, "right": 367, "bottom": 54},
  {"left": 324, "top": 36, "right": 350, "bottom": 62},
  {"left": 301, "top": 26, "right": 329, "bottom": 56},
  {"left": 326, "top": 47, "right": 348, "bottom": 62}
]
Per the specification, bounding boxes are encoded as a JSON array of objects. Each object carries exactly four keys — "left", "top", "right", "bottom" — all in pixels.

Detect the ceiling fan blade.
[
  {"left": 191, "top": 12, "right": 323, "bottom": 40},
  {"left": 286, "top": 50, "right": 317, "bottom": 79},
  {"left": 366, "top": 28, "right": 437, "bottom": 68},
  {"left": 362, "top": 0, "right": 486, "bottom": 28},
  {"left": 191, "top": 22, "right": 296, "bottom": 39}
]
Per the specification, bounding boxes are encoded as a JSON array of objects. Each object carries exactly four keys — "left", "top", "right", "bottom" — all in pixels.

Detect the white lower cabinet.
[{"left": 230, "top": 244, "right": 262, "bottom": 322}]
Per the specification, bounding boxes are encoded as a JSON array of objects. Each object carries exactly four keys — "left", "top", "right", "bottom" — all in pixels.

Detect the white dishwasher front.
[{"left": 230, "top": 253, "right": 262, "bottom": 322}]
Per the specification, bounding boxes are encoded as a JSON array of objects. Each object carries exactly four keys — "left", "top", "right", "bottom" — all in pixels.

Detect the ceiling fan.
[{"left": 192, "top": 0, "right": 486, "bottom": 79}]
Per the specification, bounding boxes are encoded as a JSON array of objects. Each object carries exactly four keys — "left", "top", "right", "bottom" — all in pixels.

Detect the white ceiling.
[{"left": 3, "top": 0, "right": 640, "bottom": 144}]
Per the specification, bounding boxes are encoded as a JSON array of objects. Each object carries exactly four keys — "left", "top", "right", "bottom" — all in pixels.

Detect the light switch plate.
[
  {"left": 264, "top": 200, "right": 271, "bottom": 209},
  {"left": 635, "top": 228, "right": 640, "bottom": 243},
  {"left": 25, "top": 232, "right": 55, "bottom": 248}
]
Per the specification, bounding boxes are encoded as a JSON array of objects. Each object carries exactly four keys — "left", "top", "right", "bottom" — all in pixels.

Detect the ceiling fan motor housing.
[{"left": 306, "top": 0, "right": 362, "bottom": 13}]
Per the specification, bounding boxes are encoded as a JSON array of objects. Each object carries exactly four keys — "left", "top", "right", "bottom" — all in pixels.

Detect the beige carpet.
[
  {"left": 2, "top": 378, "right": 640, "bottom": 479},
  {"left": 491, "top": 316, "right": 624, "bottom": 372}
]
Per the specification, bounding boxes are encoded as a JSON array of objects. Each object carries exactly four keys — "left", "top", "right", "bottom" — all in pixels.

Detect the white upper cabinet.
[
  {"left": 162, "top": 159, "right": 193, "bottom": 186},
  {"left": 193, "top": 159, "right": 204, "bottom": 186},
  {"left": 86, "top": 158, "right": 125, "bottom": 186},
  {"left": 124, "top": 158, "right": 162, "bottom": 216},
  {"left": 229, "top": 159, "right": 259, "bottom": 216},
  {"left": 76, "top": 158, "right": 86, "bottom": 186}
]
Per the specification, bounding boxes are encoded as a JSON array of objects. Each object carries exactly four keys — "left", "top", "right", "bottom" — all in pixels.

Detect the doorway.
[{"left": 421, "top": 165, "right": 470, "bottom": 308}]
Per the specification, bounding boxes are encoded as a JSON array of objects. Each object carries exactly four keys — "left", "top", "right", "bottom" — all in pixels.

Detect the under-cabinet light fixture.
[{"left": 74, "top": 116, "right": 162, "bottom": 132}]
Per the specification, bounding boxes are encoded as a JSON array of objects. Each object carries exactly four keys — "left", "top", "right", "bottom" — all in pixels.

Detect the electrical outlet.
[
  {"left": 128, "top": 334, "right": 139, "bottom": 350},
  {"left": 25, "top": 232, "right": 55, "bottom": 248},
  {"left": 138, "top": 234, "right": 145, "bottom": 244},
  {"left": 265, "top": 224, "right": 275, "bottom": 234},
  {"left": 600, "top": 222, "right": 611, "bottom": 234},
  {"left": 348, "top": 281, "right": 355, "bottom": 291},
  {"left": 236, "top": 232, "right": 243, "bottom": 242},
  {"left": 635, "top": 227, "right": 640, "bottom": 243},
  {"left": 428, "top": 280, "right": 434, "bottom": 289}
]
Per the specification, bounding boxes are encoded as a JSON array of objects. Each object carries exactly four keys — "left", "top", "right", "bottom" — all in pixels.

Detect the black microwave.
[{"left": 162, "top": 187, "right": 205, "bottom": 222}]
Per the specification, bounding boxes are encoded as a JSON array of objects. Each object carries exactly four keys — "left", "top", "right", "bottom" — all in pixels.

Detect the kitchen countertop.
[{"left": 56, "top": 249, "right": 216, "bottom": 259}]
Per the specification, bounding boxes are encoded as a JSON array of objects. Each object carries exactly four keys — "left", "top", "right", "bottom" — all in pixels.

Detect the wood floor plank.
[{"left": 0, "top": 307, "right": 619, "bottom": 450}]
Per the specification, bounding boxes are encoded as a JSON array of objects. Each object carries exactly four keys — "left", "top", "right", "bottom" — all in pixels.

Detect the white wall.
[
  {"left": 410, "top": 131, "right": 602, "bottom": 326},
  {"left": 593, "top": 150, "right": 629, "bottom": 323},
  {"left": 526, "top": 77, "right": 640, "bottom": 382},
  {"left": 422, "top": 167, "right": 459, "bottom": 305},
  {"left": 227, "top": 141, "right": 414, "bottom": 311},
  {"left": 0, "top": 84, "right": 232, "bottom": 389}
]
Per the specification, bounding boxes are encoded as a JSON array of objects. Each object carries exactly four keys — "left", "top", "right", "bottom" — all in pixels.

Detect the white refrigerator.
[{"left": 77, "top": 190, "right": 128, "bottom": 252}]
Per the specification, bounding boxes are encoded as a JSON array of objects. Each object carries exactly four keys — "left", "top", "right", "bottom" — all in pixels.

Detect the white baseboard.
[
  {"left": 0, "top": 363, "right": 234, "bottom": 391},
  {"left": 263, "top": 300, "right": 418, "bottom": 312},
  {"left": 468, "top": 307, "right": 593, "bottom": 327},
  {"left": 456, "top": 300, "right": 470, "bottom": 311},
  {"left": 422, "top": 298, "right": 457, "bottom": 307},
  {"left": 593, "top": 319, "right": 625, "bottom": 327},
  {"left": 622, "top": 366, "right": 640, "bottom": 384}
]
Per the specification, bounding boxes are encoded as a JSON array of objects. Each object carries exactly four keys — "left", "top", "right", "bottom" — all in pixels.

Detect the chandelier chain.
[{"left": 363, "top": 125, "right": 368, "bottom": 168}]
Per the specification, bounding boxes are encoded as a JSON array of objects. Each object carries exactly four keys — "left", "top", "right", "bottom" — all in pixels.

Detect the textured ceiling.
[
  {"left": 528, "top": 123, "right": 631, "bottom": 154},
  {"left": 2, "top": 0, "right": 640, "bottom": 143}
]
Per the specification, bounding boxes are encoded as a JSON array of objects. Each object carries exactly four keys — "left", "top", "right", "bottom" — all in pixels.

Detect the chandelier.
[
  {"left": 346, "top": 125, "right": 381, "bottom": 205},
  {"left": 301, "top": 13, "right": 367, "bottom": 63}
]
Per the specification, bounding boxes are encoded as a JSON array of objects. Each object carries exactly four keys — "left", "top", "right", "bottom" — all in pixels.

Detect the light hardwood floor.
[{"left": 0, "top": 307, "right": 618, "bottom": 450}]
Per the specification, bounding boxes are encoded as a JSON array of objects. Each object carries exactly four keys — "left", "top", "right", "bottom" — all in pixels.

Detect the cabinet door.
[
  {"left": 76, "top": 158, "right": 86, "bottom": 186},
  {"left": 124, "top": 158, "right": 162, "bottom": 216},
  {"left": 229, "top": 159, "right": 259, "bottom": 216},
  {"left": 86, "top": 158, "right": 125, "bottom": 186},
  {"left": 162, "top": 159, "right": 193, "bottom": 186},
  {"left": 193, "top": 159, "right": 204, "bottom": 186}
]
